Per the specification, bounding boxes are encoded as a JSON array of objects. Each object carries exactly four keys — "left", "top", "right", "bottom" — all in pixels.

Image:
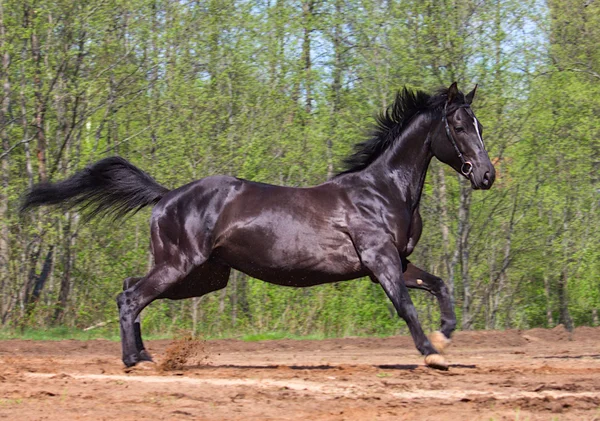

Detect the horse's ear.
[
  {"left": 447, "top": 82, "right": 459, "bottom": 103},
  {"left": 466, "top": 84, "right": 478, "bottom": 104}
]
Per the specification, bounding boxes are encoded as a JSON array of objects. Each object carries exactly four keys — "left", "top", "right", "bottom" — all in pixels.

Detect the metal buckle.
[{"left": 461, "top": 161, "right": 473, "bottom": 176}]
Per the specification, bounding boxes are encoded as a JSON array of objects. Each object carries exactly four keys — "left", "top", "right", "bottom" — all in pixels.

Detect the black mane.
[{"left": 337, "top": 86, "right": 466, "bottom": 175}]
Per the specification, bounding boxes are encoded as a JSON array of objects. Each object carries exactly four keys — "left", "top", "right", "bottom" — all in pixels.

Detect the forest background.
[{"left": 0, "top": 0, "right": 598, "bottom": 339}]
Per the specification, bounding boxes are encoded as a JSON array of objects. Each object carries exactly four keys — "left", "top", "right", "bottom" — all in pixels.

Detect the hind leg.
[
  {"left": 403, "top": 262, "right": 456, "bottom": 352},
  {"left": 117, "top": 261, "right": 230, "bottom": 367},
  {"left": 121, "top": 277, "right": 152, "bottom": 362},
  {"left": 117, "top": 263, "right": 191, "bottom": 367}
]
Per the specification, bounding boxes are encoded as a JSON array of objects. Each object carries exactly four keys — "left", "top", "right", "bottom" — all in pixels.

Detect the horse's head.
[{"left": 431, "top": 82, "right": 495, "bottom": 190}]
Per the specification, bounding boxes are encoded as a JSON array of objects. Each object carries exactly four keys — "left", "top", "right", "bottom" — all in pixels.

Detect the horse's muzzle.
[{"left": 470, "top": 164, "right": 495, "bottom": 190}]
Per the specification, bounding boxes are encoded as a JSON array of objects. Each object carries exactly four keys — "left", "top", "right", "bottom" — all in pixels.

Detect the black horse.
[{"left": 22, "top": 82, "right": 495, "bottom": 370}]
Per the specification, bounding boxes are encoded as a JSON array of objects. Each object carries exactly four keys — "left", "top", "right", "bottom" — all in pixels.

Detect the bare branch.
[{"left": 0, "top": 136, "right": 35, "bottom": 160}]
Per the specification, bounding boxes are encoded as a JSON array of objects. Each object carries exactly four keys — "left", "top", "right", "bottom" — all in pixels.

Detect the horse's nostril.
[{"left": 482, "top": 172, "right": 490, "bottom": 186}]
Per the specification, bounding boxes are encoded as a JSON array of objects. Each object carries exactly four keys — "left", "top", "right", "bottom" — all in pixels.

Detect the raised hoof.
[
  {"left": 429, "top": 331, "right": 452, "bottom": 353},
  {"left": 424, "top": 354, "right": 449, "bottom": 371}
]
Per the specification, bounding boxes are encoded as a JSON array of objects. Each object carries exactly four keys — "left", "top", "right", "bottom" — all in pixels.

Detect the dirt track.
[{"left": 1, "top": 326, "right": 600, "bottom": 420}]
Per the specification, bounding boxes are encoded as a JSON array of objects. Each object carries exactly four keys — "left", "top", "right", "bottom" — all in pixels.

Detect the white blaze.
[{"left": 473, "top": 117, "right": 484, "bottom": 148}]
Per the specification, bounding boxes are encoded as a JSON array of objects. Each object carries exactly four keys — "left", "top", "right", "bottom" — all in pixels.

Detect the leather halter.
[{"left": 442, "top": 103, "right": 473, "bottom": 177}]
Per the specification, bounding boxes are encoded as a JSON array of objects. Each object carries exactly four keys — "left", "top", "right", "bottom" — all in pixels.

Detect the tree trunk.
[
  {"left": 436, "top": 165, "right": 454, "bottom": 299},
  {"left": 20, "top": 39, "right": 34, "bottom": 188},
  {"left": 27, "top": 245, "right": 53, "bottom": 310},
  {"left": 557, "top": 268, "right": 573, "bottom": 331},
  {"left": 327, "top": 0, "right": 343, "bottom": 179},
  {"left": 31, "top": 11, "right": 47, "bottom": 183},
  {"left": 458, "top": 181, "right": 473, "bottom": 330},
  {"left": 0, "top": 0, "right": 11, "bottom": 320},
  {"left": 218, "top": 287, "right": 227, "bottom": 330},
  {"left": 191, "top": 296, "right": 201, "bottom": 338},
  {"left": 53, "top": 215, "right": 74, "bottom": 325},
  {"left": 230, "top": 270, "right": 239, "bottom": 326},
  {"left": 302, "top": 0, "right": 314, "bottom": 115},
  {"left": 544, "top": 274, "right": 554, "bottom": 327},
  {"left": 558, "top": 205, "right": 574, "bottom": 332},
  {"left": 491, "top": 189, "right": 518, "bottom": 328}
]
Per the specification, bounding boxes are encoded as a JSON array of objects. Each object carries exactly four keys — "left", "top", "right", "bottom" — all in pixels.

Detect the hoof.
[
  {"left": 122, "top": 355, "right": 139, "bottom": 368},
  {"left": 124, "top": 360, "right": 156, "bottom": 373},
  {"left": 429, "top": 331, "right": 452, "bottom": 353},
  {"left": 425, "top": 354, "right": 448, "bottom": 371},
  {"left": 138, "top": 349, "right": 154, "bottom": 362},
  {"left": 123, "top": 350, "right": 153, "bottom": 368}
]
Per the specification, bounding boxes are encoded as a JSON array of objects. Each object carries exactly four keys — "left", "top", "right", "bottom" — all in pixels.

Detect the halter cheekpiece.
[{"left": 443, "top": 102, "right": 473, "bottom": 177}]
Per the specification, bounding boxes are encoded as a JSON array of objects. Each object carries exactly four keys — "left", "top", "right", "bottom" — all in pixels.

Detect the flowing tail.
[{"left": 21, "top": 156, "right": 170, "bottom": 220}]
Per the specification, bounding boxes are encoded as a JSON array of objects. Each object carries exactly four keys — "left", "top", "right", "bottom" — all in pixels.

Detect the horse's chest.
[
  {"left": 385, "top": 213, "right": 421, "bottom": 257},
  {"left": 403, "top": 214, "right": 422, "bottom": 257}
]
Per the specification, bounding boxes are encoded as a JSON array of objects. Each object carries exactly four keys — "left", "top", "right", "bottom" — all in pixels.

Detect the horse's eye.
[{"left": 455, "top": 126, "right": 464, "bottom": 133}]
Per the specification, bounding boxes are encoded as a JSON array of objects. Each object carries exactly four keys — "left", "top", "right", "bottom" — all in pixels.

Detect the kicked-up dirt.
[{"left": 1, "top": 325, "right": 600, "bottom": 420}]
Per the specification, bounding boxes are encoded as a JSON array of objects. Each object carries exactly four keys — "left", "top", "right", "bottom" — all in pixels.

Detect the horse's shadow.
[
  {"left": 177, "top": 363, "right": 476, "bottom": 371},
  {"left": 533, "top": 354, "right": 600, "bottom": 360}
]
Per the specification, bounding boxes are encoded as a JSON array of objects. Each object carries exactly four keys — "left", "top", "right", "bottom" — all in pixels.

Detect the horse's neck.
[{"left": 369, "top": 114, "right": 433, "bottom": 210}]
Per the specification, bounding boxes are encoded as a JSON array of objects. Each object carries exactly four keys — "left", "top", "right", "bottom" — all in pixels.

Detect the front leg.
[
  {"left": 403, "top": 262, "right": 456, "bottom": 352},
  {"left": 357, "top": 238, "right": 448, "bottom": 370}
]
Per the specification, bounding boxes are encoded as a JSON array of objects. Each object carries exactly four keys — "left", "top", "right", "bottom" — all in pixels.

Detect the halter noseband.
[{"left": 442, "top": 102, "right": 473, "bottom": 177}]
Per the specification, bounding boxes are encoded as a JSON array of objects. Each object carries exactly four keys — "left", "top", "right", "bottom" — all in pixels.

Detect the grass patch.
[
  {"left": 0, "top": 327, "right": 399, "bottom": 342},
  {"left": 0, "top": 326, "right": 120, "bottom": 341},
  {"left": 0, "top": 326, "right": 205, "bottom": 342}
]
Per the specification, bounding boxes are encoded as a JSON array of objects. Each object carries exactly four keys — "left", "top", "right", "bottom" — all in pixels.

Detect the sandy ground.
[{"left": 1, "top": 326, "right": 600, "bottom": 420}]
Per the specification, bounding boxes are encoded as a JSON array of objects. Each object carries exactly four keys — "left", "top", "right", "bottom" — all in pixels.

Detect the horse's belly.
[
  {"left": 239, "top": 264, "right": 367, "bottom": 287},
  {"left": 213, "top": 229, "right": 365, "bottom": 286}
]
